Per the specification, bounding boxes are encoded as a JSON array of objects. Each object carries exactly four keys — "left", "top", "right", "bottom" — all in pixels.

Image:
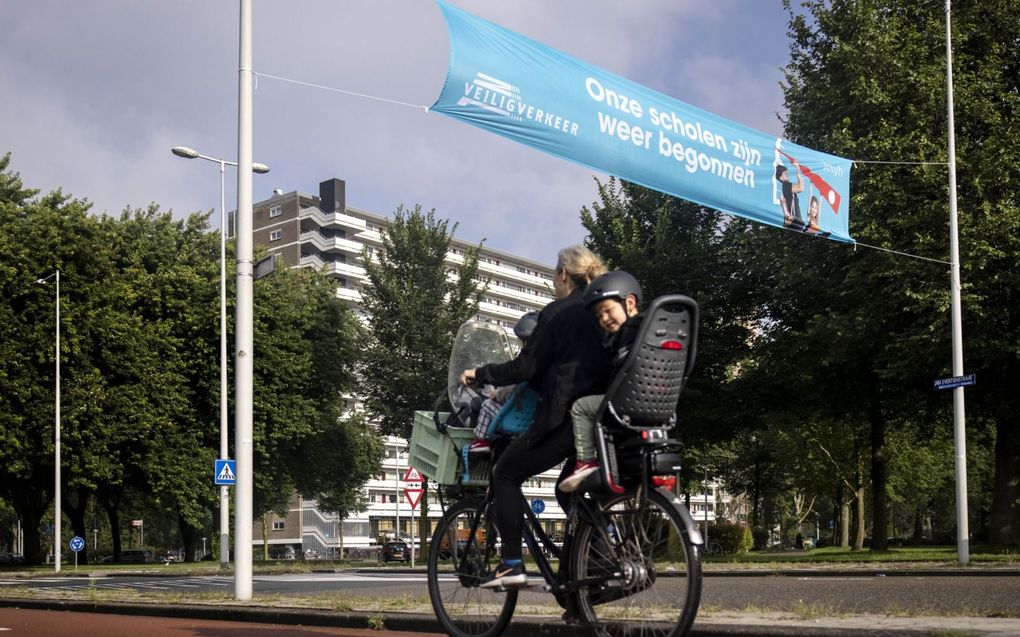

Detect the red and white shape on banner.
[{"left": 402, "top": 466, "right": 423, "bottom": 510}]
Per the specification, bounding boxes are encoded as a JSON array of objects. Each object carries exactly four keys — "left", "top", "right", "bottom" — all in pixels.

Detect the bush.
[
  {"left": 751, "top": 526, "right": 769, "bottom": 551},
  {"left": 710, "top": 522, "right": 753, "bottom": 554}
]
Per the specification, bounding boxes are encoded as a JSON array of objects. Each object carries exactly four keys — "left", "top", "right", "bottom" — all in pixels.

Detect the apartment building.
[{"left": 248, "top": 178, "right": 564, "bottom": 556}]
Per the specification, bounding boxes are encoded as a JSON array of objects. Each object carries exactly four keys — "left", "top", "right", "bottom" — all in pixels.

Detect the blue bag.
[
  {"left": 489, "top": 384, "right": 540, "bottom": 436},
  {"left": 461, "top": 383, "right": 540, "bottom": 482}
]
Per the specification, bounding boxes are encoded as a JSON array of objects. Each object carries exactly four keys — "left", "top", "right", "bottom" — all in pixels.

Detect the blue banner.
[{"left": 431, "top": 1, "right": 853, "bottom": 242}]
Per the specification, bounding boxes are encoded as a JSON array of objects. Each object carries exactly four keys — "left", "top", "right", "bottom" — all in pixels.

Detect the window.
[
  {"left": 272, "top": 520, "right": 285, "bottom": 531},
  {"left": 269, "top": 229, "right": 283, "bottom": 241},
  {"left": 269, "top": 205, "right": 282, "bottom": 218}
]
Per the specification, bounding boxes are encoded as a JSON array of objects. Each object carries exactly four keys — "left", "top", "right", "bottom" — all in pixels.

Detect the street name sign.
[{"left": 933, "top": 373, "right": 976, "bottom": 391}]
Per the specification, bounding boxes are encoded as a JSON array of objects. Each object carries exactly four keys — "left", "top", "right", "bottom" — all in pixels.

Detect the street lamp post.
[
  {"left": 171, "top": 146, "right": 268, "bottom": 569},
  {"left": 703, "top": 466, "right": 709, "bottom": 552},
  {"left": 35, "top": 270, "right": 60, "bottom": 573}
]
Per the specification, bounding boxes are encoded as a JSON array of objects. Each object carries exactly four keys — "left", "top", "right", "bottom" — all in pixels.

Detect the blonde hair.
[{"left": 556, "top": 245, "right": 606, "bottom": 289}]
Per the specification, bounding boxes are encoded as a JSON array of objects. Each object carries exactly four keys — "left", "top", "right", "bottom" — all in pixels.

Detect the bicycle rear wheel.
[
  {"left": 427, "top": 498, "right": 517, "bottom": 637},
  {"left": 570, "top": 487, "right": 702, "bottom": 637}
]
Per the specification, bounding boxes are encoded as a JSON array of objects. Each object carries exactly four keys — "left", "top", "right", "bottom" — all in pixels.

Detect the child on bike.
[
  {"left": 466, "top": 311, "right": 539, "bottom": 454},
  {"left": 559, "top": 271, "right": 643, "bottom": 492}
]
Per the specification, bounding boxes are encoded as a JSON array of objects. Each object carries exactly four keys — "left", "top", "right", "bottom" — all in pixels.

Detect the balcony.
[
  {"left": 300, "top": 206, "right": 367, "bottom": 233},
  {"left": 299, "top": 254, "right": 367, "bottom": 281},
  {"left": 299, "top": 229, "right": 364, "bottom": 255}
]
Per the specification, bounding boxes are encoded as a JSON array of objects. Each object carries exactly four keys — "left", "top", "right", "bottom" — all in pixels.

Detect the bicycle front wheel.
[
  {"left": 570, "top": 487, "right": 702, "bottom": 637},
  {"left": 427, "top": 498, "right": 517, "bottom": 637}
]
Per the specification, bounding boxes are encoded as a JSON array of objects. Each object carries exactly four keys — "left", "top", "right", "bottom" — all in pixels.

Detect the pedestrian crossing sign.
[{"left": 214, "top": 459, "right": 236, "bottom": 485}]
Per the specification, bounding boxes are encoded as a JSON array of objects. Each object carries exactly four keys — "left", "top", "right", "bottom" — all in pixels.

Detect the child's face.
[{"left": 593, "top": 298, "right": 630, "bottom": 333}]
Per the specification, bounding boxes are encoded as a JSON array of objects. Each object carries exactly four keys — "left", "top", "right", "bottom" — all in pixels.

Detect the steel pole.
[
  {"left": 234, "top": 0, "right": 255, "bottom": 599},
  {"left": 944, "top": 0, "right": 969, "bottom": 565},
  {"left": 219, "top": 159, "right": 231, "bottom": 569},
  {"left": 54, "top": 270, "right": 61, "bottom": 573}
]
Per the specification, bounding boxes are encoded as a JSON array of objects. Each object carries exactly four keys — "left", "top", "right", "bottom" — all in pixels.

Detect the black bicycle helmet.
[
  {"left": 513, "top": 311, "right": 539, "bottom": 340},
  {"left": 583, "top": 270, "right": 642, "bottom": 308}
]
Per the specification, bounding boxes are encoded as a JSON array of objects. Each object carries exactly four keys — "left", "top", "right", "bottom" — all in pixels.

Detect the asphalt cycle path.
[
  {"left": 0, "top": 607, "right": 442, "bottom": 637},
  {"left": 3, "top": 569, "right": 1020, "bottom": 615}
]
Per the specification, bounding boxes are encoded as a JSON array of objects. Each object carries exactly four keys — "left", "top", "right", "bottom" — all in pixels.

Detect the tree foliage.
[
  {"left": 778, "top": 0, "right": 1020, "bottom": 547},
  {"left": 0, "top": 153, "right": 372, "bottom": 562},
  {"left": 358, "top": 204, "right": 483, "bottom": 439}
]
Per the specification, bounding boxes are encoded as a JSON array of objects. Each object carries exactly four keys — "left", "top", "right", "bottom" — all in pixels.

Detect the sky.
[{"left": 0, "top": 1, "right": 793, "bottom": 266}]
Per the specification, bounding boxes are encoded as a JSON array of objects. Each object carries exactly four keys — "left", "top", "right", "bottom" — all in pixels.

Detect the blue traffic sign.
[
  {"left": 933, "top": 373, "right": 976, "bottom": 391},
  {"left": 531, "top": 499, "right": 546, "bottom": 515},
  {"left": 214, "top": 459, "right": 236, "bottom": 485},
  {"left": 69, "top": 536, "right": 85, "bottom": 553}
]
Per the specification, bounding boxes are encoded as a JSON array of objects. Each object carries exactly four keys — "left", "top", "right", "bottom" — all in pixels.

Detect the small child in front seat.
[
  {"left": 559, "top": 271, "right": 643, "bottom": 492},
  {"left": 466, "top": 311, "right": 540, "bottom": 454}
]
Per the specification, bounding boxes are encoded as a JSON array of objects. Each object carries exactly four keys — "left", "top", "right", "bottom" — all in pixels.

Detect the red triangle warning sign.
[
  {"left": 403, "top": 466, "right": 423, "bottom": 482},
  {"left": 404, "top": 488, "right": 424, "bottom": 510}
]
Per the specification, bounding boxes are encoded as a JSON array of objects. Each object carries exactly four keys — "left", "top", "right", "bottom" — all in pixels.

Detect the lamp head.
[
  {"left": 252, "top": 162, "right": 270, "bottom": 174},
  {"left": 171, "top": 146, "right": 200, "bottom": 159}
]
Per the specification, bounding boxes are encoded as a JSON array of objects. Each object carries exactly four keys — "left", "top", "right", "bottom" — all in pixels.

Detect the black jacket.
[
  {"left": 474, "top": 288, "right": 610, "bottom": 444},
  {"left": 606, "top": 313, "right": 643, "bottom": 378}
]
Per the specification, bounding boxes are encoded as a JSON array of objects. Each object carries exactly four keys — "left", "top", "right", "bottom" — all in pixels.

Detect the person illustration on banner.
[
  {"left": 775, "top": 163, "right": 806, "bottom": 230},
  {"left": 804, "top": 195, "right": 831, "bottom": 238}
]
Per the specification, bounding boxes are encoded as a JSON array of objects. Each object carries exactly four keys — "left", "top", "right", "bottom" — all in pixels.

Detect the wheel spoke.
[
  {"left": 428, "top": 499, "right": 518, "bottom": 637},
  {"left": 571, "top": 489, "right": 702, "bottom": 637}
]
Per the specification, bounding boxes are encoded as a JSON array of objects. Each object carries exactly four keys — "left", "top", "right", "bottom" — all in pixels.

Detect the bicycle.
[{"left": 424, "top": 295, "right": 704, "bottom": 637}]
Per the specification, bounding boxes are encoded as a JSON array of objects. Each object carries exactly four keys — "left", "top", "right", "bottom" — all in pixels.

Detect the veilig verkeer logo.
[{"left": 458, "top": 72, "right": 578, "bottom": 136}]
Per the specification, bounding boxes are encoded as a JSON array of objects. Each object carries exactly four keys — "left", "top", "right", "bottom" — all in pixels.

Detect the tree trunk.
[
  {"left": 10, "top": 482, "right": 49, "bottom": 566},
  {"left": 102, "top": 499, "right": 123, "bottom": 561},
  {"left": 990, "top": 412, "right": 1020, "bottom": 546},
  {"left": 177, "top": 513, "right": 198, "bottom": 562},
  {"left": 261, "top": 514, "right": 270, "bottom": 560},
  {"left": 869, "top": 385, "right": 889, "bottom": 551},
  {"left": 64, "top": 487, "right": 90, "bottom": 564},
  {"left": 839, "top": 499, "right": 850, "bottom": 549},
  {"left": 912, "top": 508, "right": 924, "bottom": 545},
  {"left": 854, "top": 486, "right": 866, "bottom": 551}
]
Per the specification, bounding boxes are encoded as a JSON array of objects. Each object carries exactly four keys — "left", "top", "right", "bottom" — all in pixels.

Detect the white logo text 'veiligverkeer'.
[{"left": 458, "top": 73, "right": 578, "bottom": 136}]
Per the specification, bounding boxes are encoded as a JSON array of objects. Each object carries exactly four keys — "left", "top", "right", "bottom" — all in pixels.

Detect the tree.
[
  {"left": 780, "top": 0, "right": 1020, "bottom": 547},
  {"left": 251, "top": 261, "right": 376, "bottom": 530},
  {"left": 358, "top": 204, "right": 482, "bottom": 544},
  {"left": 0, "top": 156, "right": 115, "bottom": 564},
  {"left": 358, "top": 204, "right": 483, "bottom": 440}
]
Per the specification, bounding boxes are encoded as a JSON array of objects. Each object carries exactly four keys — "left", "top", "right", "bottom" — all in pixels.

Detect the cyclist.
[{"left": 459, "top": 245, "right": 610, "bottom": 588}]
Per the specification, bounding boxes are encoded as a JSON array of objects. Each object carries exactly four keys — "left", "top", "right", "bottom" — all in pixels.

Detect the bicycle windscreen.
[{"left": 447, "top": 321, "right": 515, "bottom": 407}]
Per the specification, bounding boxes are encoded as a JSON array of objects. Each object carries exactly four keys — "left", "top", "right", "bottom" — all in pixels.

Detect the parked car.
[
  {"left": 381, "top": 541, "right": 409, "bottom": 562},
  {"left": 269, "top": 545, "right": 296, "bottom": 560},
  {"left": 120, "top": 549, "right": 154, "bottom": 563},
  {"left": 0, "top": 553, "right": 25, "bottom": 565}
]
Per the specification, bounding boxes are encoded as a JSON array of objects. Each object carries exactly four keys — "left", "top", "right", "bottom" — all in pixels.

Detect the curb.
[
  {"left": 0, "top": 597, "right": 972, "bottom": 637},
  {"left": 346, "top": 566, "right": 1020, "bottom": 578}
]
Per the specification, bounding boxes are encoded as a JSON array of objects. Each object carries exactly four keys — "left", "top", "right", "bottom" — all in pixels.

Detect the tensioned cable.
[
  {"left": 852, "top": 241, "right": 951, "bottom": 265},
  {"left": 255, "top": 70, "right": 955, "bottom": 267},
  {"left": 254, "top": 71, "right": 430, "bottom": 112},
  {"left": 852, "top": 159, "right": 949, "bottom": 166},
  {"left": 771, "top": 223, "right": 951, "bottom": 265}
]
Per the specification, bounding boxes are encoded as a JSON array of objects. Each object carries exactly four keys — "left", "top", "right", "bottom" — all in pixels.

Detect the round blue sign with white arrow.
[{"left": 69, "top": 536, "right": 85, "bottom": 553}]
